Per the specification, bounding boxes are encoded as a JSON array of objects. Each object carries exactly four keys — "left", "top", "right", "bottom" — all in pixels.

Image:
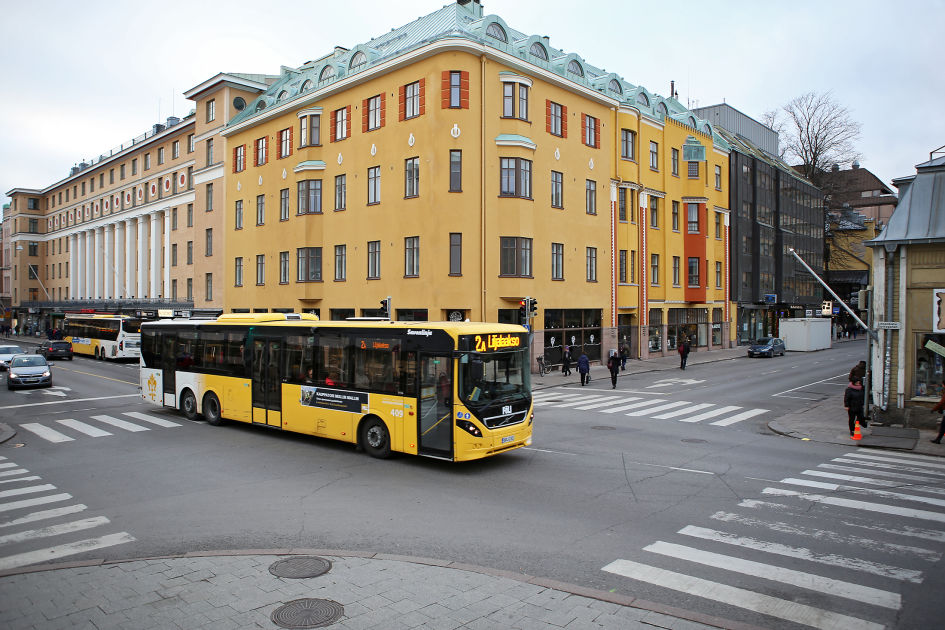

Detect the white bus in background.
[{"left": 63, "top": 314, "right": 142, "bottom": 360}]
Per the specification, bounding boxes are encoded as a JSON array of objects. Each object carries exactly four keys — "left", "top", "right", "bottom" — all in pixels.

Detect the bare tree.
[{"left": 769, "top": 91, "right": 861, "bottom": 185}]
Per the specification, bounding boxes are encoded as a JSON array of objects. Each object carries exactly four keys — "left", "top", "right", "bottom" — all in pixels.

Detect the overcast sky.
[{"left": 2, "top": 0, "right": 942, "bottom": 211}]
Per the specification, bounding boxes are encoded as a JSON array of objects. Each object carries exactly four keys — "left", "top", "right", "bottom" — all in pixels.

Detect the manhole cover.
[
  {"left": 269, "top": 556, "right": 332, "bottom": 579},
  {"left": 591, "top": 425, "right": 616, "bottom": 431},
  {"left": 681, "top": 438, "right": 707, "bottom": 443},
  {"left": 271, "top": 598, "right": 343, "bottom": 629}
]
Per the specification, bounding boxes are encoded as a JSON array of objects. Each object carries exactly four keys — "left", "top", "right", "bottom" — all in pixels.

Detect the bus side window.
[
  {"left": 224, "top": 332, "right": 246, "bottom": 378},
  {"left": 284, "top": 335, "right": 306, "bottom": 384},
  {"left": 400, "top": 351, "right": 418, "bottom": 397}
]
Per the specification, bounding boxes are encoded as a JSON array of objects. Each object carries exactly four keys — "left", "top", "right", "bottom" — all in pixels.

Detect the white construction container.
[{"left": 778, "top": 317, "right": 832, "bottom": 351}]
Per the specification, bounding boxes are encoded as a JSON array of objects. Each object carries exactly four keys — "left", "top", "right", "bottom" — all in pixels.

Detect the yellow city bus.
[
  {"left": 139, "top": 313, "right": 533, "bottom": 461},
  {"left": 64, "top": 314, "right": 142, "bottom": 360}
]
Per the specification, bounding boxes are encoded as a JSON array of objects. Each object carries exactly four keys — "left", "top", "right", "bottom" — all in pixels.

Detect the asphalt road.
[{"left": 2, "top": 341, "right": 943, "bottom": 629}]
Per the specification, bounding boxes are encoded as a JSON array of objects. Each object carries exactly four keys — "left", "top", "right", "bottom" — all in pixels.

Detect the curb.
[
  {"left": 0, "top": 549, "right": 765, "bottom": 630},
  {"left": 0, "top": 422, "right": 14, "bottom": 444}
]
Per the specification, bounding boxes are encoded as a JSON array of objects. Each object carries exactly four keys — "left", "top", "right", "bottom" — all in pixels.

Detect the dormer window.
[
  {"left": 636, "top": 92, "right": 649, "bottom": 107},
  {"left": 657, "top": 102, "right": 668, "bottom": 116},
  {"left": 319, "top": 65, "right": 336, "bottom": 84},
  {"left": 349, "top": 52, "right": 367, "bottom": 71},
  {"left": 301, "top": 79, "right": 313, "bottom": 92},
  {"left": 529, "top": 42, "right": 548, "bottom": 60},
  {"left": 255, "top": 100, "right": 266, "bottom": 112},
  {"left": 688, "top": 116, "right": 697, "bottom": 127},
  {"left": 486, "top": 23, "right": 507, "bottom": 42},
  {"left": 277, "top": 90, "right": 288, "bottom": 102},
  {"left": 608, "top": 79, "right": 622, "bottom": 94},
  {"left": 567, "top": 60, "right": 584, "bottom": 77}
]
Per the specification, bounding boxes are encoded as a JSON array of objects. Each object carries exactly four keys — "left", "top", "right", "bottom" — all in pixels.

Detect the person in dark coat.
[
  {"left": 577, "top": 352, "right": 590, "bottom": 386},
  {"left": 849, "top": 360, "right": 866, "bottom": 384},
  {"left": 678, "top": 338, "right": 691, "bottom": 370},
  {"left": 619, "top": 343, "right": 629, "bottom": 371},
  {"left": 844, "top": 377, "right": 867, "bottom": 437},
  {"left": 606, "top": 351, "right": 620, "bottom": 389},
  {"left": 561, "top": 347, "right": 571, "bottom": 376},
  {"left": 930, "top": 380, "right": 945, "bottom": 444}
]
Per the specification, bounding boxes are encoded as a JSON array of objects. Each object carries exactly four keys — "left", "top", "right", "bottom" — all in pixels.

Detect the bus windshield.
[
  {"left": 123, "top": 319, "right": 142, "bottom": 334},
  {"left": 457, "top": 348, "right": 530, "bottom": 409}
]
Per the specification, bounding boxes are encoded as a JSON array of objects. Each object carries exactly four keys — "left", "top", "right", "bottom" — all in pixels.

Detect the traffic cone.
[{"left": 851, "top": 420, "right": 863, "bottom": 441}]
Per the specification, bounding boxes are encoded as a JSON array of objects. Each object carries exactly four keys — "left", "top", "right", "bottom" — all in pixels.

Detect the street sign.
[
  {"left": 876, "top": 321, "right": 902, "bottom": 330},
  {"left": 805, "top": 309, "right": 813, "bottom": 317},
  {"left": 821, "top": 301, "right": 833, "bottom": 316},
  {"left": 764, "top": 294, "right": 777, "bottom": 304},
  {"left": 925, "top": 339, "right": 945, "bottom": 358}
]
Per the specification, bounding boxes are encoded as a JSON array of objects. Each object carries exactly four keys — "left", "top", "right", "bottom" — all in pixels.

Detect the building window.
[
  {"left": 673, "top": 256, "right": 680, "bottom": 286},
  {"left": 716, "top": 261, "right": 723, "bottom": 288},
  {"left": 449, "top": 233, "right": 462, "bottom": 275},
  {"left": 187, "top": 241, "right": 193, "bottom": 265},
  {"left": 234, "top": 145, "right": 245, "bottom": 172},
  {"left": 500, "top": 236, "right": 532, "bottom": 277},
  {"left": 618, "top": 188, "right": 627, "bottom": 221},
  {"left": 449, "top": 150, "right": 462, "bottom": 192},
  {"left": 630, "top": 250, "right": 636, "bottom": 283},
  {"left": 366, "top": 95, "right": 382, "bottom": 131},
  {"left": 298, "top": 180, "right": 322, "bottom": 214},
  {"left": 205, "top": 228, "right": 213, "bottom": 256},
  {"left": 187, "top": 278, "right": 193, "bottom": 301},
  {"left": 367, "top": 166, "right": 380, "bottom": 204},
  {"left": 278, "top": 128, "right": 292, "bottom": 158},
  {"left": 158, "top": 147, "right": 165, "bottom": 165},
  {"left": 585, "top": 180, "right": 596, "bottom": 215},
  {"left": 206, "top": 183, "right": 213, "bottom": 211},
  {"left": 651, "top": 254, "right": 660, "bottom": 285},
  {"left": 256, "top": 254, "right": 265, "bottom": 285},
  {"left": 551, "top": 171, "right": 563, "bottom": 208},
  {"left": 688, "top": 203, "right": 700, "bottom": 233},
  {"left": 234, "top": 257, "right": 243, "bottom": 287},
  {"left": 171, "top": 244, "right": 178, "bottom": 266},
  {"left": 297, "top": 247, "right": 322, "bottom": 282},
  {"left": 583, "top": 114, "right": 599, "bottom": 148},
  {"left": 619, "top": 250, "right": 627, "bottom": 283},
  {"left": 143, "top": 153, "right": 150, "bottom": 171},
  {"left": 206, "top": 139, "right": 214, "bottom": 165},
  {"left": 334, "top": 245, "right": 347, "bottom": 281},
  {"left": 367, "top": 240, "right": 380, "bottom": 279},
  {"left": 404, "top": 236, "right": 420, "bottom": 277},
  {"left": 254, "top": 137, "right": 267, "bottom": 166},
  {"left": 502, "top": 81, "right": 529, "bottom": 120},
  {"left": 649, "top": 196, "right": 659, "bottom": 228},
  {"left": 404, "top": 157, "right": 419, "bottom": 198},
  {"left": 688, "top": 257, "right": 700, "bottom": 287},
  {"left": 551, "top": 242, "right": 564, "bottom": 280},
  {"left": 120, "top": 164, "right": 126, "bottom": 180},
  {"left": 171, "top": 279, "right": 177, "bottom": 299},
  {"left": 688, "top": 161, "right": 699, "bottom": 178},
  {"left": 300, "top": 114, "right": 321, "bottom": 146},
  {"left": 649, "top": 141, "right": 659, "bottom": 170},
  {"left": 279, "top": 251, "right": 289, "bottom": 284},
  {"left": 172, "top": 207, "right": 178, "bottom": 230},
  {"left": 586, "top": 247, "right": 597, "bottom": 282},
  {"left": 335, "top": 175, "right": 346, "bottom": 210},
  {"left": 448, "top": 71, "right": 463, "bottom": 108},
  {"left": 404, "top": 81, "right": 421, "bottom": 119},
  {"left": 187, "top": 204, "right": 194, "bottom": 227},
  {"left": 672, "top": 201, "right": 680, "bottom": 231},
  {"left": 715, "top": 212, "right": 723, "bottom": 239},
  {"left": 548, "top": 101, "right": 565, "bottom": 137},
  {"left": 234, "top": 200, "right": 243, "bottom": 230},
  {"left": 500, "top": 157, "right": 532, "bottom": 198},
  {"left": 715, "top": 165, "right": 723, "bottom": 190},
  {"left": 621, "top": 129, "right": 636, "bottom": 160},
  {"left": 207, "top": 99, "right": 215, "bottom": 122},
  {"left": 256, "top": 194, "right": 265, "bottom": 225},
  {"left": 132, "top": 158, "right": 137, "bottom": 175},
  {"left": 205, "top": 273, "right": 213, "bottom": 301},
  {"left": 671, "top": 148, "right": 679, "bottom": 176},
  {"left": 172, "top": 141, "right": 179, "bottom": 159},
  {"left": 188, "top": 134, "right": 195, "bottom": 153}
]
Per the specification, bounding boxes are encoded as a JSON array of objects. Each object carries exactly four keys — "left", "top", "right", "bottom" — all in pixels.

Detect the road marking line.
[
  {"left": 45, "top": 366, "right": 137, "bottom": 386},
  {"left": 90, "top": 415, "right": 149, "bottom": 432},
  {"left": 780, "top": 477, "right": 945, "bottom": 508},
  {"left": 0, "top": 504, "right": 87, "bottom": 529},
  {"left": 0, "top": 531, "right": 136, "bottom": 572},
  {"left": 0, "top": 469, "right": 29, "bottom": 478},
  {"left": 602, "top": 559, "right": 884, "bottom": 630},
  {"left": 0, "top": 394, "right": 140, "bottom": 410},
  {"left": 122, "top": 412, "right": 181, "bottom": 428},
  {"left": 772, "top": 373, "right": 848, "bottom": 398},
  {"left": 626, "top": 461, "right": 715, "bottom": 475},
  {"left": 802, "top": 470, "right": 945, "bottom": 496},
  {"left": 625, "top": 400, "right": 690, "bottom": 416},
  {"left": 818, "top": 462, "right": 942, "bottom": 483},
  {"left": 19, "top": 424, "right": 74, "bottom": 443},
  {"left": 0, "top": 476, "right": 41, "bottom": 485},
  {"left": 862, "top": 450, "right": 945, "bottom": 463},
  {"left": 597, "top": 398, "right": 668, "bottom": 413},
  {"left": 679, "top": 525, "right": 922, "bottom": 582},
  {"left": 0, "top": 516, "right": 111, "bottom": 546},
  {"left": 57, "top": 419, "right": 112, "bottom": 438},
  {"left": 532, "top": 395, "right": 611, "bottom": 407},
  {"left": 832, "top": 457, "right": 945, "bottom": 478},
  {"left": 0, "top": 484, "right": 56, "bottom": 500},
  {"left": 549, "top": 396, "right": 620, "bottom": 408},
  {"left": 0, "top": 463, "right": 20, "bottom": 469},
  {"left": 676, "top": 405, "right": 741, "bottom": 423},
  {"left": 710, "top": 408, "right": 768, "bottom": 426},
  {"left": 842, "top": 452, "right": 945, "bottom": 471},
  {"left": 0, "top": 493, "right": 73, "bottom": 514},
  {"left": 652, "top": 403, "right": 714, "bottom": 419},
  {"left": 762, "top": 486, "right": 945, "bottom": 523},
  {"left": 522, "top": 447, "right": 579, "bottom": 456},
  {"left": 571, "top": 397, "right": 642, "bottom": 410},
  {"left": 644, "top": 540, "right": 901, "bottom": 609}
]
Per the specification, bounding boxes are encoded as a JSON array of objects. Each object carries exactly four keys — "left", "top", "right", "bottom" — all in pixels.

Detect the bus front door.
[
  {"left": 251, "top": 337, "right": 283, "bottom": 427},
  {"left": 418, "top": 354, "right": 453, "bottom": 459}
]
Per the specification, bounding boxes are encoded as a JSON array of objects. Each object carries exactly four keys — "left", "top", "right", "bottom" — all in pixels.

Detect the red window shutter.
[
  {"left": 418, "top": 78, "right": 426, "bottom": 116},
  {"left": 461, "top": 71, "right": 469, "bottom": 109},
  {"left": 441, "top": 71, "right": 450, "bottom": 109},
  {"left": 345, "top": 105, "right": 351, "bottom": 137},
  {"left": 330, "top": 110, "right": 337, "bottom": 142},
  {"left": 233, "top": 146, "right": 238, "bottom": 172},
  {"left": 561, "top": 105, "right": 568, "bottom": 138},
  {"left": 265, "top": 137, "right": 269, "bottom": 163},
  {"left": 362, "top": 98, "right": 369, "bottom": 133},
  {"left": 398, "top": 85, "right": 406, "bottom": 121},
  {"left": 380, "top": 93, "right": 386, "bottom": 128},
  {"left": 288, "top": 128, "right": 293, "bottom": 156},
  {"left": 594, "top": 117, "right": 600, "bottom": 149},
  {"left": 582, "top": 114, "right": 587, "bottom": 146},
  {"left": 253, "top": 140, "right": 258, "bottom": 166},
  {"left": 546, "top": 99, "right": 552, "bottom": 134}
]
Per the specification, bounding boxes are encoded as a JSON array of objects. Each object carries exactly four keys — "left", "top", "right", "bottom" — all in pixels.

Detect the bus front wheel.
[
  {"left": 180, "top": 389, "right": 199, "bottom": 421},
  {"left": 360, "top": 417, "right": 391, "bottom": 459},
  {"left": 203, "top": 392, "right": 224, "bottom": 426}
]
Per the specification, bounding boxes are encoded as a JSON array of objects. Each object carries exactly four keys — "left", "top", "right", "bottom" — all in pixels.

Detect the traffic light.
[
  {"left": 519, "top": 298, "right": 528, "bottom": 325},
  {"left": 380, "top": 296, "right": 391, "bottom": 318},
  {"left": 529, "top": 297, "right": 538, "bottom": 318}
]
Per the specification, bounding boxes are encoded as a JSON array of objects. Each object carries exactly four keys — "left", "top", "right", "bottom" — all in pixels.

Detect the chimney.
[
  {"left": 670, "top": 80, "right": 675, "bottom": 100},
  {"left": 166, "top": 116, "right": 180, "bottom": 128},
  {"left": 852, "top": 160, "right": 860, "bottom": 169}
]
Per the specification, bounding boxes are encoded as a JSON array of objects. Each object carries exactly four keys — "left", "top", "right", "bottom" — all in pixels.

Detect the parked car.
[
  {"left": 37, "top": 340, "right": 74, "bottom": 361},
  {"left": 0, "top": 345, "right": 25, "bottom": 371},
  {"left": 7, "top": 354, "right": 52, "bottom": 390},
  {"left": 747, "top": 337, "right": 786, "bottom": 358}
]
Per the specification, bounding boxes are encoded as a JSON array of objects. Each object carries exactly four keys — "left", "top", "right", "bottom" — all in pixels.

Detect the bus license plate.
[{"left": 501, "top": 435, "right": 515, "bottom": 444}]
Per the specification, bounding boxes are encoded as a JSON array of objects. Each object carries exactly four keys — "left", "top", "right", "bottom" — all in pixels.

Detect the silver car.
[
  {"left": 0, "top": 345, "right": 25, "bottom": 371},
  {"left": 7, "top": 354, "right": 53, "bottom": 390}
]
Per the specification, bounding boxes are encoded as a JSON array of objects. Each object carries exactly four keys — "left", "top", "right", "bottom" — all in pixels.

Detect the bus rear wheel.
[
  {"left": 361, "top": 417, "right": 391, "bottom": 459},
  {"left": 203, "top": 392, "right": 224, "bottom": 426},
  {"left": 180, "top": 389, "right": 199, "bottom": 421}
]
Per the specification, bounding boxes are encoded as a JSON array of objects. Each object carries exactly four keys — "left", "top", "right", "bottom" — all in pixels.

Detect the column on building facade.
[
  {"left": 137, "top": 215, "right": 148, "bottom": 299},
  {"left": 114, "top": 222, "right": 124, "bottom": 298},
  {"left": 163, "top": 209, "right": 171, "bottom": 300},
  {"left": 93, "top": 227, "right": 102, "bottom": 299},
  {"left": 104, "top": 224, "right": 114, "bottom": 299},
  {"left": 85, "top": 229, "right": 94, "bottom": 300},
  {"left": 69, "top": 233, "right": 78, "bottom": 300},
  {"left": 149, "top": 210, "right": 160, "bottom": 298},
  {"left": 124, "top": 219, "right": 135, "bottom": 298}
]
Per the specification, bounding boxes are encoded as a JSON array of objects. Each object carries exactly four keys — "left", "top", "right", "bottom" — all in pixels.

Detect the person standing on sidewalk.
[
  {"left": 678, "top": 338, "right": 690, "bottom": 370},
  {"left": 577, "top": 352, "right": 590, "bottom": 386},
  {"left": 561, "top": 346, "right": 571, "bottom": 376},
  {"left": 619, "top": 343, "right": 629, "bottom": 371},
  {"left": 606, "top": 351, "right": 620, "bottom": 389},
  {"left": 844, "top": 377, "right": 867, "bottom": 437},
  {"left": 930, "top": 380, "right": 945, "bottom": 444},
  {"left": 849, "top": 360, "right": 866, "bottom": 384}
]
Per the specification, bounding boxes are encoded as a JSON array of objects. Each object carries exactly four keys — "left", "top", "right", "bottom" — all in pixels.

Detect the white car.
[{"left": 0, "top": 345, "right": 25, "bottom": 371}]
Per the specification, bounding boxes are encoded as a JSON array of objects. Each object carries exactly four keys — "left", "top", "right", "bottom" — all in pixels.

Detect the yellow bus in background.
[
  {"left": 64, "top": 314, "right": 142, "bottom": 360},
  {"left": 139, "top": 313, "right": 533, "bottom": 461}
]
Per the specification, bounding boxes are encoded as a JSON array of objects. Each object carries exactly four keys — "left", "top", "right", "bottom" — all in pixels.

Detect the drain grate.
[
  {"left": 271, "top": 598, "right": 344, "bottom": 629},
  {"left": 269, "top": 556, "right": 332, "bottom": 579},
  {"left": 591, "top": 425, "right": 616, "bottom": 431}
]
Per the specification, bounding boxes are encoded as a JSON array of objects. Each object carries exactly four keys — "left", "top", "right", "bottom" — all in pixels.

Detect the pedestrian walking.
[
  {"left": 929, "top": 380, "right": 945, "bottom": 444},
  {"left": 561, "top": 347, "right": 571, "bottom": 376},
  {"left": 577, "top": 352, "right": 590, "bottom": 386},
  {"left": 606, "top": 351, "right": 619, "bottom": 389},
  {"left": 844, "top": 377, "right": 867, "bottom": 437},
  {"left": 678, "top": 338, "right": 690, "bottom": 370},
  {"left": 619, "top": 343, "right": 629, "bottom": 371}
]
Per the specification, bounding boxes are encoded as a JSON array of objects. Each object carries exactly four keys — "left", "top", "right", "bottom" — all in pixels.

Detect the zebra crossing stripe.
[
  {"left": 0, "top": 531, "right": 136, "bottom": 572},
  {"left": 678, "top": 525, "right": 922, "bottom": 582},
  {"left": 709, "top": 408, "right": 768, "bottom": 426},
  {"left": 122, "top": 412, "right": 182, "bottom": 428},
  {"left": 0, "top": 505, "right": 87, "bottom": 529},
  {"left": 602, "top": 559, "right": 883, "bottom": 630},
  {"left": 832, "top": 456, "right": 945, "bottom": 478},
  {"left": 597, "top": 399, "right": 667, "bottom": 413},
  {"left": 762, "top": 486, "right": 945, "bottom": 523},
  {"left": 652, "top": 403, "right": 714, "bottom": 420},
  {"left": 643, "top": 540, "right": 901, "bottom": 609},
  {"left": 847, "top": 450, "right": 944, "bottom": 464},
  {"left": 818, "top": 462, "right": 942, "bottom": 483},
  {"left": 546, "top": 396, "right": 618, "bottom": 408},
  {"left": 89, "top": 415, "right": 149, "bottom": 432},
  {"left": 0, "top": 516, "right": 111, "bottom": 546},
  {"left": 676, "top": 405, "right": 741, "bottom": 423},
  {"left": 802, "top": 469, "right": 945, "bottom": 496},
  {"left": 625, "top": 400, "right": 689, "bottom": 417},
  {"left": 780, "top": 478, "right": 945, "bottom": 509},
  {"left": 571, "top": 397, "right": 642, "bottom": 410},
  {"left": 57, "top": 419, "right": 112, "bottom": 438},
  {"left": 19, "top": 423, "right": 74, "bottom": 443},
  {"left": 0, "top": 484, "right": 57, "bottom": 500},
  {"left": 0, "top": 493, "right": 73, "bottom": 514},
  {"left": 0, "top": 469, "right": 29, "bottom": 478},
  {"left": 842, "top": 452, "right": 945, "bottom": 471},
  {"left": 0, "top": 463, "right": 20, "bottom": 469},
  {"left": 0, "top": 476, "right": 41, "bottom": 486}
]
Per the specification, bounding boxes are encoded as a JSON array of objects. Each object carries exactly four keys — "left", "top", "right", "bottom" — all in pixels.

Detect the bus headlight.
[{"left": 456, "top": 419, "right": 482, "bottom": 437}]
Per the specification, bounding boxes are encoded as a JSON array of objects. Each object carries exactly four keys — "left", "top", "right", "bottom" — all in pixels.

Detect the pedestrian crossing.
[
  {"left": 0, "top": 455, "right": 134, "bottom": 571},
  {"left": 602, "top": 449, "right": 945, "bottom": 630},
  {"left": 17, "top": 411, "right": 182, "bottom": 444},
  {"left": 531, "top": 390, "right": 769, "bottom": 426}
]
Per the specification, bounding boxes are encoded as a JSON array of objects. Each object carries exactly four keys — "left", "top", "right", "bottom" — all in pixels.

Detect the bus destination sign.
[{"left": 462, "top": 333, "right": 526, "bottom": 353}]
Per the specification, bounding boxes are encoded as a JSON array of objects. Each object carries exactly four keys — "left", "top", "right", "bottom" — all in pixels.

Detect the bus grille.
[{"left": 482, "top": 410, "right": 527, "bottom": 429}]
